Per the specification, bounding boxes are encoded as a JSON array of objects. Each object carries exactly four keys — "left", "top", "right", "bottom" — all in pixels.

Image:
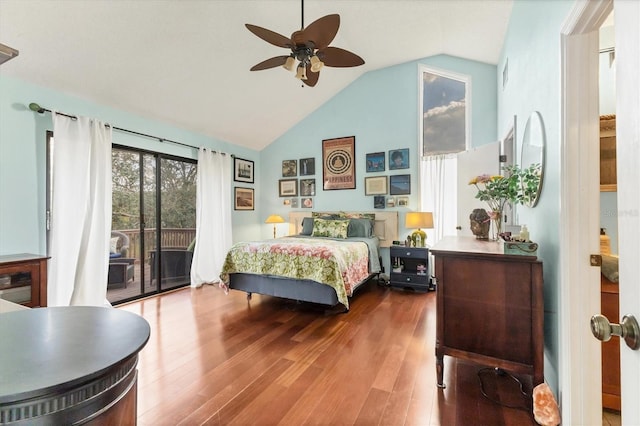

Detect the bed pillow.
[
  {"left": 347, "top": 218, "right": 374, "bottom": 238},
  {"left": 312, "top": 212, "right": 341, "bottom": 220},
  {"left": 312, "top": 218, "right": 349, "bottom": 239},
  {"left": 300, "top": 217, "right": 314, "bottom": 235}
]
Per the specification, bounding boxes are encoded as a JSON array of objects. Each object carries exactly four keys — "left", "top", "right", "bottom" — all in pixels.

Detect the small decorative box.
[{"left": 504, "top": 241, "right": 538, "bottom": 257}]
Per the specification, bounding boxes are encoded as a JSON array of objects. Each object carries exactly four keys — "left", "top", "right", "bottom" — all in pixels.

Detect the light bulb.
[
  {"left": 283, "top": 56, "right": 296, "bottom": 71},
  {"left": 310, "top": 55, "right": 324, "bottom": 72}
]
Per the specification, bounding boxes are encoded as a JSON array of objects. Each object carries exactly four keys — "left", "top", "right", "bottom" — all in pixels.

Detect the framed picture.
[
  {"left": 397, "top": 196, "right": 409, "bottom": 207},
  {"left": 279, "top": 179, "right": 298, "bottom": 197},
  {"left": 302, "top": 197, "right": 314, "bottom": 208},
  {"left": 389, "top": 148, "right": 409, "bottom": 170},
  {"left": 283, "top": 199, "right": 291, "bottom": 206},
  {"left": 374, "top": 195, "right": 385, "bottom": 209},
  {"left": 322, "top": 136, "right": 356, "bottom": 190},
  {"left": 299, "top": 158, "right": 315, "bottom": 176},
  {"left": 300, "top": 178, "right": 316, "bottom": 196},
  {"left": 290, "top": 198, "right": 299, "bottom": 208},
  {"left": 282, "top": 160, "right": 297, "bottom": 177},
  {"left": 234, "top": 187, "right": 254, "bottom": 210},
  {"left": 389, "top": 174, "right": 411, "bottom": 195},
  {"left": 364, "top": 176, "right": 387, "bottom": 195},
  {"left": 366, "top": 152, "right": 385, "bottom": 172},
  {"left": 233, "top": 157, "right": 254, "bottom": 183},
  {"left": 387, "top": 197, "right": 396, "bottom": 208}
]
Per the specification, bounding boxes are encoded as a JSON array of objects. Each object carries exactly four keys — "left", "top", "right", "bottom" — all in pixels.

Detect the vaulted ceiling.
[{"left": 0, "top": 0, "right": 513, "bottom": 151}]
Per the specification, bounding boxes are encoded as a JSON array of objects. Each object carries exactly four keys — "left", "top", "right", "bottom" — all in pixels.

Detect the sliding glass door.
[{"left": 108, "top": 147, "right": 196, "bottom": 304}]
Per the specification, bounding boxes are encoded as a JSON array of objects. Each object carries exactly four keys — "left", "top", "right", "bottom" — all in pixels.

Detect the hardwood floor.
[{"left": 118, "top": 281, "right": 537, "bottom": 425}]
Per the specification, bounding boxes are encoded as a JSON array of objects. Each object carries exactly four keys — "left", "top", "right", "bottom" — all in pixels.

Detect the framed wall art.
[
  {"left": 389, "top": 174, "right": 411, "bottom": 195},
  {"left": 299, "top": 158, "right": 315, "bottom": 176},
  {"left": 322, "top": 136, "right": 356, "bottom": 190},
  {"left": 302, "top": 197, "right": 313, "bottom": 208},
  {"left": 279, "top": 179, "right": 298, "bottom": 197},
  {"left": 282, "top": 160, "right": 297, "bottom": 177},
  {"left": 397, "top": 196, "right": 409, "bottom": 207},
  {"left": 233, "top": 157, "right": 254, "bottom": 183},
  {"left": 366, "top": 152, "right": 385, "bottom": 172},
  {"left": 374, "top": 195, "right": 385, "bottom": 209},
  {"left": 299, "top": 178, "right": 316, "bottom": 196},
  {"left": 389, "top": 148, "right": 409, "bottom": 170},
  {"left": 364, "top": 176, "right": 387, "bottom": 195},
  {"left": 234, "top": 187, "right": 254, "bottom": 210}
]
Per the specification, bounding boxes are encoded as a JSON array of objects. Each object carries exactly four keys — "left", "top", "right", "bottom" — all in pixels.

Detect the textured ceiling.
[{"left": 0, "top": 0, "right": 513, "bottom": 151}]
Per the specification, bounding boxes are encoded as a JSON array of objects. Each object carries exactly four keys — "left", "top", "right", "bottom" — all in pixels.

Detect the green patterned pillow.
[{"left": 312, "top": 218, "right": 349, "bottom": 239}]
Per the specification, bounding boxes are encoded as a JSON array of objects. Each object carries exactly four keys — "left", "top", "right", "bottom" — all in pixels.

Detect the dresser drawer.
[{"left": 390, "top": 272, "right": 429, "bottom": 286}]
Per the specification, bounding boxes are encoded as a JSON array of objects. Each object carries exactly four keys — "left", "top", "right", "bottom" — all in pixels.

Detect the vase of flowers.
[{"left": 469, "top": 165, "right": 538, "bottom": 240}]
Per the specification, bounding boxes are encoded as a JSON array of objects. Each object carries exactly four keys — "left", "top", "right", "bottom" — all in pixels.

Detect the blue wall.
[
  {"left": 260, "top": 55, "right": 497, "bottom": 272},
  {"left": 0, "top": 75, "right": 260, "bottom": 255},
  {"left": 496, "top": 0, "right": 574, "bottom": 396}
]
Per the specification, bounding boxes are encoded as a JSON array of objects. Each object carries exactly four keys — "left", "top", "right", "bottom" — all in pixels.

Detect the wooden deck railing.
[{"left": 115, "top": 228, "right": 196, "bottom": 260}]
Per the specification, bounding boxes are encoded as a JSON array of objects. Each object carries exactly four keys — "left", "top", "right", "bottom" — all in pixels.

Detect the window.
[{"left": 419, "top": 65, "right": 470, "bottom": 156}]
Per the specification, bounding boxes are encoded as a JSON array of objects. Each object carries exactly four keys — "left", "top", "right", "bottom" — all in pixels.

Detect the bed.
[{"left": 220, "top": 211, "right": 398, "bottom": 311}]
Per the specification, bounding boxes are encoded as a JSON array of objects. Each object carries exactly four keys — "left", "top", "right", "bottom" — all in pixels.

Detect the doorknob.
[{"left": 590, "top": 314, "right": 640, "bottom": 350}]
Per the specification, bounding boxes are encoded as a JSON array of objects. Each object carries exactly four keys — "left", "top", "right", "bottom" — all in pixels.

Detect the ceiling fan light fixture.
[
  {"left": 295, "top": 65, "right": 307, "bottom": 80},
  {"left": 283, "top": 56, "right": 296, "bottom": 71},
  {"left": 310, "top": 55, "right": 324, "bottom": 72}
]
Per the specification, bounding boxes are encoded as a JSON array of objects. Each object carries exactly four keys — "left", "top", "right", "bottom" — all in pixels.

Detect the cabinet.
[
  {"left": 430, "top": 236, "right": 543, "bottom": 387},
  {"left": 389, "top": 246, "right": 430, "bottom": 291},
  {"left": 0, "top": 254, "right": 48, "bottom": 307}
]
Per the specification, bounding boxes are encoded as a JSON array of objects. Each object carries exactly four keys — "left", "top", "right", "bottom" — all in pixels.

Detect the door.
[
  {"left": 563, "top": 0, "right": 640, "bottom": 423},
  {"left": 108, "top": 148, "right": 196, "bottom": 304},
  {"left": 612, "top": 1, "right": 640, "bottom": 422},
  {"left": 456, "top": 141, "right": 500, "bottom": 237}
]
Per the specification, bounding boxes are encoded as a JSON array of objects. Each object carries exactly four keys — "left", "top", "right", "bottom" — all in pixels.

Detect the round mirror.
[{"left": 520, "top": 111, "right": 545, "bottom": 207}]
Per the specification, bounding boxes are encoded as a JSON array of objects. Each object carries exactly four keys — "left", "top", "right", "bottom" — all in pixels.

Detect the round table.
[{"left": 0, "top": 306, "right": 150, "bottom": 424}]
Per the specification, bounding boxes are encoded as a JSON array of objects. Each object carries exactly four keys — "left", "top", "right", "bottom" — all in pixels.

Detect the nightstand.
[{"left": 389, "top": 246, "right": 430, "bottom": 291}]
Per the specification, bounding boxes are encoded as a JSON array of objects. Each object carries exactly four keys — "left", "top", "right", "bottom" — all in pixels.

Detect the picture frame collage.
[
  {"left": 365, "top": 148, "right": 411, "bottom": 209},
  {"left": 280, "top": 157, "right": 316, "bottom": 209}
]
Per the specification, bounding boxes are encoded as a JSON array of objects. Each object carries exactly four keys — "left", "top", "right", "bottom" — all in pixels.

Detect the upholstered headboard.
[{"left": 288, "top": 211, "right": 398, "bottom": 248}]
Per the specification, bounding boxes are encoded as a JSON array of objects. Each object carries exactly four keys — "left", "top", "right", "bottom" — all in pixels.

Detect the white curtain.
[
  {"left": 48, "top": 113, "right": 112, "bottom": 306},
  {"left": 420, "top": 154, "right": 457, "bottom": 245},
  {"left": 191, "top": 148, "right": 233, "bottom": 287}
]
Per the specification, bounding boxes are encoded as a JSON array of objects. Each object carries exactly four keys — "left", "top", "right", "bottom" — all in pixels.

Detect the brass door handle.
[{"left": 591, "top": 314, "right": 640, "bottom": 350}]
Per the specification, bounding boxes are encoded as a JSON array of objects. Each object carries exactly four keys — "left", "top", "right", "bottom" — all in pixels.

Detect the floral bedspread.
[{"left": 219, "top": 237, "right": 375, "bottom": 308}]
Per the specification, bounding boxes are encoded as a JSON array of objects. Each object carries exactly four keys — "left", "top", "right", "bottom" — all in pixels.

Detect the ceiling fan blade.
[
  {"left": 245, "top": 24, "right": 292, "bottom": 48},
  {"left": 303, "top": 67, "right": 320, "bottom": 87},
  {"left": 249, "top": 56, "right": 290, "bottom": 71},
  {"left": 299, "top": 14, "right": 340, "bottom": 49},
  {"left": 318, "top": 47, "right": 365, "bottom": 68}
]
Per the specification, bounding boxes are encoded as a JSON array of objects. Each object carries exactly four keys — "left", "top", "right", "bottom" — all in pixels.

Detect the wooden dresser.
[
  {"left": 430, "top": 236, "right": 544, "bottom": 387},
  {"left": 0, "top": 254, "right": 48, "bottom": 307}
]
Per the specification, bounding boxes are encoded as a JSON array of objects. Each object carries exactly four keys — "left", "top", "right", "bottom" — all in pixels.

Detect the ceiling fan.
[{"left": 245, "top": 0, "right": 365, "bottom": 87}]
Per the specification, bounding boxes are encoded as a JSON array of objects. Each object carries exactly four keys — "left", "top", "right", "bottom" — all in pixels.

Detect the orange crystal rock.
[{"left": 533, "top": 382, "right": 561, "bottom": 426}]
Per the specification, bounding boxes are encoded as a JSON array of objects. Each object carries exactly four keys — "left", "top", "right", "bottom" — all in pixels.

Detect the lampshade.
[
  {"left": 295, "top": 65, "right": 307, "bottom": 80},
  {"left": 283, "top": 56, "right": 296, "bottom": 71},
  {"left": 265, "top": 214, "right": 285, "bottom": 239},
  {"left": 310, "top": 55, "right": 324, "bottom": 72},
  {"left": 405, "top": 212, "right": 434, "bottom": 247},
  {"left": 265, "top": 215, "right": 285, "bottom": 224},
  {"left": 405, "top": 212, "right": 434, "bottom": 229}
]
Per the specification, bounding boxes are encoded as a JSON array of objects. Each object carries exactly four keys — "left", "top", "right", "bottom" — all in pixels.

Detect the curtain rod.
[{"left": 28, "top": 102, "right": 233, "bottom": 156}]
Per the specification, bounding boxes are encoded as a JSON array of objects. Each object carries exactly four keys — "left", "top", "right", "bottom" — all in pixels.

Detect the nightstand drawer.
[
  {"left": 390, "top": 247, "right": 428, "bottom": 260},
  {"left": 390, "top": 273, "right": 429, "bottom": 285}
]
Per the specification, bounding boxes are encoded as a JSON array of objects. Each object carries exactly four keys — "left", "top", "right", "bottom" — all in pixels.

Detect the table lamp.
[
  {"left": 405, "top": 212, "right": 434, "bottom": 247},
  {"left": 265, "top": 214, "right": 285, "bottom": 238}
]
